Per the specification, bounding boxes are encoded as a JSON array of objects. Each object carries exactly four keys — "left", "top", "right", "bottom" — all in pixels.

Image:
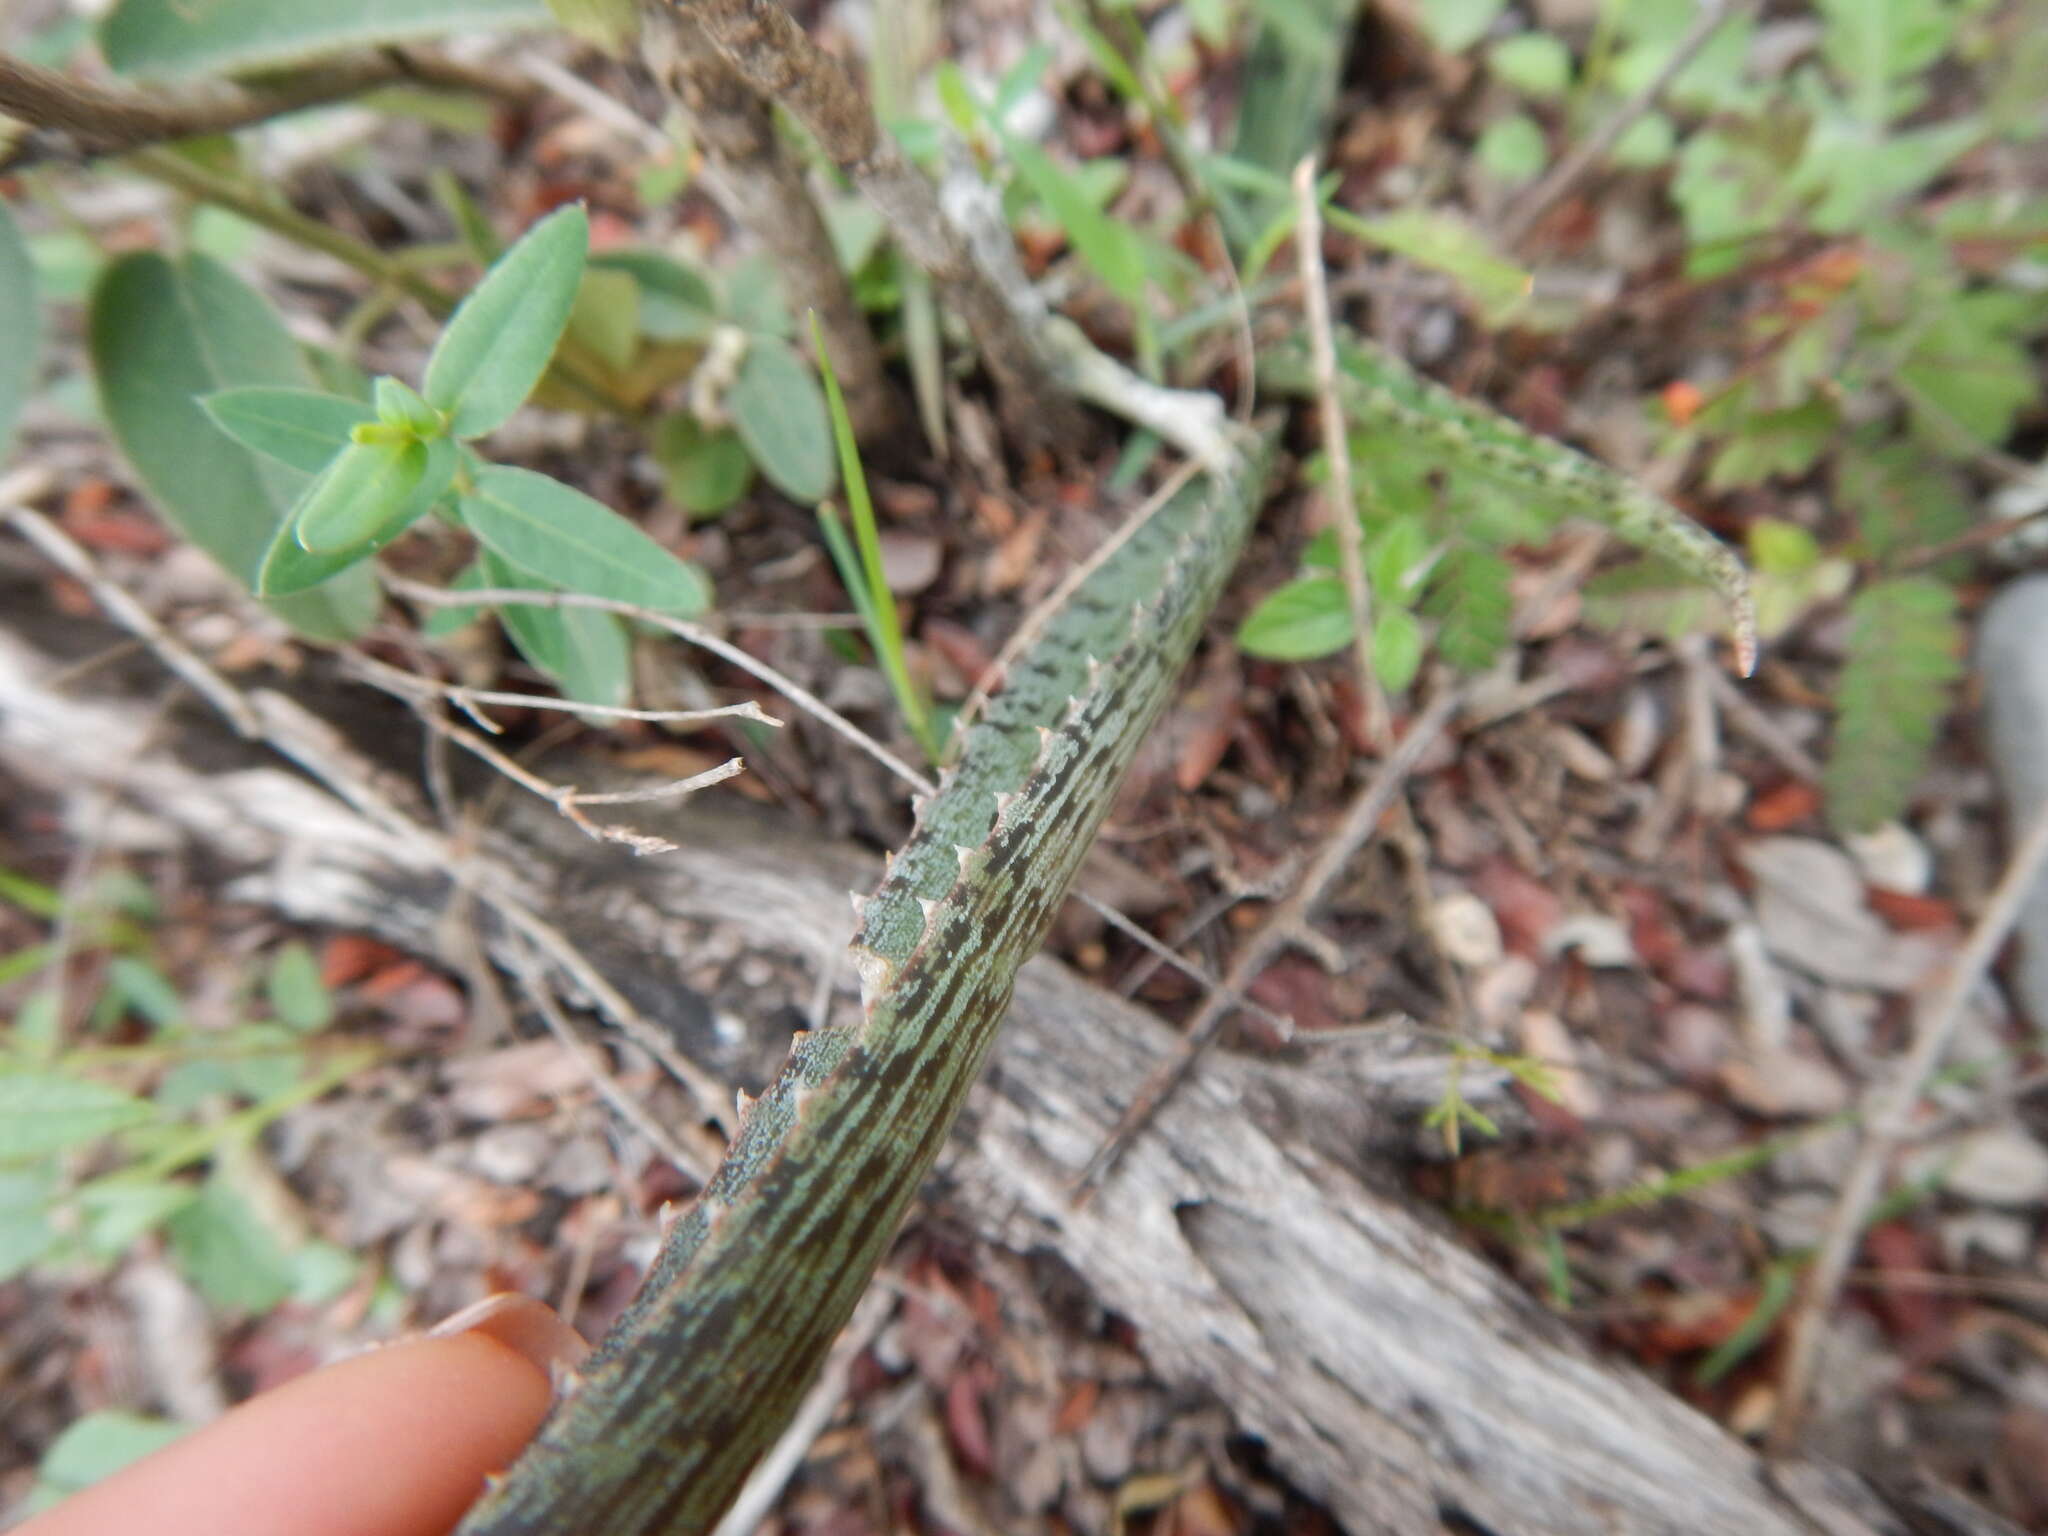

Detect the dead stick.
[
  {"left": 0, "top": 47, "right": 526, "bottom": 172},
  {"left": 1769, "top": 802, "right": 2048, "bottom": 1453},
  {"left": 1072, "top": 686, "right": 1462, "bottom": 1196}
]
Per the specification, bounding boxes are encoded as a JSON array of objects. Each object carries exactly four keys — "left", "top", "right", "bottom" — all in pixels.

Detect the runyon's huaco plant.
[{"left": 0, "top": 1, "right": 1766, "bottom": 1531}]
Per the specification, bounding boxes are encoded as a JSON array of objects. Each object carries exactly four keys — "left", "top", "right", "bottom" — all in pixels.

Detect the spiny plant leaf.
[
  {"left": 1824, "top": 576, "right": 1964, "bottom": 833},
  {"left": 1269, "top": 331, "right": 1756, "bottom": 671},
  {"left": 454, "top": 444, "right": 1271, "bottom": 1536}
]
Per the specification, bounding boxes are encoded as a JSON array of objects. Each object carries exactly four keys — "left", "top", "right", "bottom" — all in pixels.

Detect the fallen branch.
[
  {"left": 1770, "top": 801, "right": 2048, "bottom": 1452},
  {"left": 0, "top": 592, "right": 1920, "bottom": 1535},
  {"left": 0, "top": 46, "right": 526, "bottom": 172}
]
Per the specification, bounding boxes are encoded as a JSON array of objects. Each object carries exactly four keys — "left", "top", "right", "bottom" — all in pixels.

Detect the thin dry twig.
[
  {"left": 398, "top": 563, "right": 1294, "bottom": 1037},
  {"left": 384, "top": 576, "right": 941, "bottom": 797},
  {"left": 343, "top": 651, "right": 781, "bottom": 734},
  {"left": 507, "top": 941, "right": 713, "bottom": 1179},
  {"left": 1073, "top": 687, "right": 1464, "bottom": 1197},
  {"left": 373, "top": 686, "right": 744, "bottom": 856},
  {"left": 1708, "top": 666, "right": 1824, "bottom": 783},
  {"left": 1498, "top": 0, "right": 1761, "bottom": 247},
  {"left": 0, "top": 46, "right": 525, "bottom": 172},
  {"left": 1291, "top": 168, "right": 1477, "bottom": 1116},
  {"left": 6, "top": 509, "right": 735, "bottom": 1137},
  {"left": 1293, "top": 155, "right": 1388, "bottom": 752},
  {"left": 7, "top": 501, "right": 263, "bottom": 737},
  {"left": 1770, "top": 803, "right": 2048, "bottom": 1453}
]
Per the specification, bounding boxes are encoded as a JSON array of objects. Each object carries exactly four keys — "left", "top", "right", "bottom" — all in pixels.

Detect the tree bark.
[{"left": 642, "top": 8, "right": 899, "bottom": 440}]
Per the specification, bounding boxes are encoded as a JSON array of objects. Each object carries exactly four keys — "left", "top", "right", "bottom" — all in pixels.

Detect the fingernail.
[{"left": 428, "top": 1293, "right": 591, "bottom": 1380}]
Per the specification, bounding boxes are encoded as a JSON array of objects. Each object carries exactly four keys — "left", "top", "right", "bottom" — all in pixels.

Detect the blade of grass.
[
  {"left": 1695, "top": 1259, "right": 1798, "bottom": 1386},
  {"left": 808, "top": 311, "right": 942, "bottom": 762}
]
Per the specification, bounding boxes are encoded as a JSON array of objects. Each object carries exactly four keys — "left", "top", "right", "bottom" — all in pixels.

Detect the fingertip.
[
  {"left": 18, "top": 1305, "right": 571, "bottom": 1536},
  {"left": 428, "top": 1292, "right": 590, "bottom": 1382}
]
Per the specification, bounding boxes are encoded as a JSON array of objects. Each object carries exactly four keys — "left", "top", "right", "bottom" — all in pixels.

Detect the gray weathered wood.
[{"left": 0, "top": 615, "right": 1897, "bottom": 1536}]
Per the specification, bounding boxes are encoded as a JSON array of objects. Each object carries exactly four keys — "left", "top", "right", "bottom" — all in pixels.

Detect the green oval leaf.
[
  {"left": 1235, "top": 576, "right": 1351, "bottom": 661},
  {"left": 478, "top": 550, "right": 633, "bottom": 708},
  {"left": 423, "top": 204, "right": 589, "bottom": 440},
  {"left": 258, "top": 436, "right": 455, "bottom": 595},
  {"left": 166, "top": 1173, "right": 294, "bottom": 1313},
  {"left": 28, "top": 1413, "right": 189, "bottom": 1514},
  {"left": 653, "top": 413, "right": 754, "bottom": 517},
  {"left": 266, "top": 941, "right": 334, "bottom": 1034},
  {"left": 459, "top": 464, "right": 711, "bottom": 615},
  {"left": 292, "top": 438, "right": 428, "bottom": 553},
  {"left": 591, "top": 251, "right": 718, "bottom": 342},
  {"left": 374, "top": 376, "right": 445, "bottom": 437},
  {"left": 1372, "top": 607, "right": 1424, "bottom": 693},
  {"left": 1367, "top": 514, "right": 1437, "bottom": 604},
  {"left": 726, "top": 337, "right": 836, "bottom": 503},
  {"left": 100, "top": 0, "right": 549, "bottom": 79},
  {"left": 0, "top": 1073, "right": 155, "bottom": 1161},
  {"left": 0, "top": 201, "right": 39, "bottom": 462},
  {"left": 89, "top": 251, "right": 377, "bottom": 640},
  {"left": 567, "top": 265, "right": 641, "bottom": 372},
  {"left": 201, "top": 387, "right": 377, "bottom": 474}
]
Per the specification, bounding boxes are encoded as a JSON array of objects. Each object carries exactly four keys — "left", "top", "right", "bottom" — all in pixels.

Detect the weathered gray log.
[{"left": 0, "top": 607, "right": 1931, "bottom": 1536}]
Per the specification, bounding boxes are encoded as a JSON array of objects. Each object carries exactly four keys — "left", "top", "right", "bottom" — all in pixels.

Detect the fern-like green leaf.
[
  {"left": 1824, "top": 575, "right": 1963, "bottom": 833},
  {"left": 1424, "top": 546, "right": 1514, "bottom": 673}
]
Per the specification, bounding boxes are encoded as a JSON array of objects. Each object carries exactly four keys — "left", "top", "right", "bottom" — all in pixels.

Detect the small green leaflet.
[
  {"left": 1423, "top": 547, "right": 1515, "bottom": 674},
  {"left": 261, "top": 436, "right": 455, "bottom": 593},
  {"left": 1825, "top": 576, "right": 1963, "bottom": 833},
  {"left": 0, "top": 1074, "right": 155, "bottom": 1161},
  {"left": 423, "top": 204, "right": 589, "bottom": 440},
  {"left": 26, "top": 1413, "right": 189, "bottom": 1516},
  {"left": 726, "top": 337, "right": 837, "bottom": 504},
  {"left": 166, "top": 1172, "right": 296, "bottom": 1313},
  {"left": 374, "top": 376, "right": 445, "bottom": 437},
  {"left": 1237, "top": 576, "right": 1351, "bottom": 661},
  {"left": 478, "top": 549, "right": 634, "bottom": 708},
  {"left": 653, "top": 413, "right": 755, "bottom": 517},
  {"left": 1373, "top": 608, "right": 1424, "bottom": 692},
  {"left": 202, "top": 387, "right": 378, "bottom": 475},
  {"left": 266, "top": 941, "right": 334, "bottom": 1034},
  {"left": 591, "top": 251, "right": 718, "bottom": 343},
  {"left": 458, "top": 465, "right": 711, "bottom": 615},
  {"left": 292, "top": 439, "right": 424, "bottom": 553}
]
